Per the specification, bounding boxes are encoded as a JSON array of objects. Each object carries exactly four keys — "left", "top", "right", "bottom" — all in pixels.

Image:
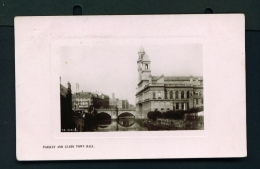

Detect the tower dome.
[
  {"left": 142, "top": 54, "right": 150, "bottom": 62},
  {"left": 138, "top": 46, "right": 145, "bottom": 53}
]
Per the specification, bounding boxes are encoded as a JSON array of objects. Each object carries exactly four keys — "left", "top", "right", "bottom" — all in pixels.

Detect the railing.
[
  {"left": 143, "top": 83, "right": 203, "bottom": 88},
  {"left": 97, "top": 108, "right": 136, "bottom": 111}
]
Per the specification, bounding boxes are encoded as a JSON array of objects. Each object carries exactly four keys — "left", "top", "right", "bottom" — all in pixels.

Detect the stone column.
[
  {"left": 178, "top": 91, "right": 181, "bottom": 99},
  {"left": 184, "top": 91, "right": 187, "bottom": 99},
  {"left": 184, "top": 103, "right": 186, "bottom": 110},
  {"left": 198, "top": 99, "right": 201, "bottom": 107},
  {"left": 173, "top": 91, "right": 175, "bottom": 99},
  {"left": 193, "top": 99, "right": 196, "bottom": 108},
  {"left": 161, "top": 90, "right": 164, "bottom": 99}
]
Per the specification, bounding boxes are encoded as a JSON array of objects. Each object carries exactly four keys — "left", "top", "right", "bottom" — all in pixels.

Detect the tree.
[{"left": 147, "top": 109, "right": 162, "bottom": 120}]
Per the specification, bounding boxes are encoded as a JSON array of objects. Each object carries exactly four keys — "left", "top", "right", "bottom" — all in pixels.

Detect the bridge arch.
[
  {"left": 118, "top": 112, "right": 135, "bottom": 118},
  {"left": 96, "top": 112, "right": 111, "bottom": 120},
  {"left": 96, "top": 109, "right": 137, "bottom": 119}
]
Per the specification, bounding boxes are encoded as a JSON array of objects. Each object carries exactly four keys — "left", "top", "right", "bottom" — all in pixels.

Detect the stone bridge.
[{"left": 96, "top": 108, "right": 140, "bottom": 119}]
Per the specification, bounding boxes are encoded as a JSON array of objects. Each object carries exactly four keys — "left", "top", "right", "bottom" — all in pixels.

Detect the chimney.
[
  {"left": 112, "top": 93, "right": 115, "bottom": 100},
  {"left": 190, "top": 76, "right": 193, "bottom": 83},
  {"left": 67, "top": 81, "right": 71, "bottom": 90}
]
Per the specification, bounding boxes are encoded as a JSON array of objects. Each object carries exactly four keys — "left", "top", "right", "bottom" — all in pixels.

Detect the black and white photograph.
[
  {"left": 15, "top": 15, "right": 246, "bottom": 160},
  {"left": 60, "top": 44, "right": 204, "bottom": 132}
]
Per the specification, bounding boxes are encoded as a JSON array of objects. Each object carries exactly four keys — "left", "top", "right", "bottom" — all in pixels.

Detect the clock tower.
[{"left": 137, "top": 46, "right": 151, "bottom": 82}]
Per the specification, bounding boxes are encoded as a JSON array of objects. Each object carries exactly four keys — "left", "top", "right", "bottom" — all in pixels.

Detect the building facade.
[
  {"left": 60, "top": 82, "right": 73, "bottom": 130},
  {"left": 91, "top": 92, "right": 110, "bottom": 109},
  {"left": 109, "top": 93, "right": 130, "bottom": 109},
  {"left": 123, "top": 100, "right": 129, "bottom": 109},
  {"left": 72, "top": 92, "right": 92, "bottom": 110},
  {"left": 73, "top": 91, "right": 110, "bottom": 110},
  {"left": 135, "top": 47, "right": 204, "bottom": 118}
]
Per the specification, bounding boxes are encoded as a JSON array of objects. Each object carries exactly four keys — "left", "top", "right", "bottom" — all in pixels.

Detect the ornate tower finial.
[{"left": 138, "top": 46, "right": 145, "bottom": 61}]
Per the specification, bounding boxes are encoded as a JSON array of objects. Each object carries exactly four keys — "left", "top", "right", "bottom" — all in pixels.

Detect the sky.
[{"left": 60, "top": 38, "right": 203, "bottom": 105}]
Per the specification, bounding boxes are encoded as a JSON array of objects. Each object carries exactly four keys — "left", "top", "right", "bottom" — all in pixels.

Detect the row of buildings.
[
  {"left": 60, "top": 81, "right": 134, "bottom": 130},
  {"left": 72, "top": 91, "right": 133, "bottom": 110},
  {"left": 135, "top": 47, "right": 203, "bottom": 118},
  {"left": 109, "top": 93, "right": 132, "bottom": 109}
]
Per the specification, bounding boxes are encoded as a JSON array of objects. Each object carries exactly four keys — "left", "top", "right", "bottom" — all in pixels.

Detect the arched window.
[
  {"left": 175, "top": 91, "right": 179, "bottom": 99},
  {"left": 187, "top": 91, "right": 190, "bottom": 99},
  {"left": 153, "top": 92, "right": 156, "bottom": 99},
  {"left": 181, "top": 91, "right": 184, "bottom": 99},
  {"left": 170, "top": 91, "right": 173, "bottom": 99},
  {"left": 145, "top": 64, "right": 148, "bottom": 70}
]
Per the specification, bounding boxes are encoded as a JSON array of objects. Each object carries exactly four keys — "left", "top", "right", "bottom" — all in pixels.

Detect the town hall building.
[{"left": 135, "top": 47, "right": 203, "bottom": 118}]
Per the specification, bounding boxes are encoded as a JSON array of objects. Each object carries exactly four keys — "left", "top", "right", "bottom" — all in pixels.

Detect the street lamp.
[{"left": 113, "top": 99, "right": 119, "bottom": 119}]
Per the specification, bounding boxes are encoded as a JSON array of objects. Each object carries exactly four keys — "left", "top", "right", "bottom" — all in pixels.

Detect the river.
[
  {"left": 95, "top": 118, "right": 148, "bottom": 132},
  {"left": 72, "top": 117, "right": 204, "bottom": 132}
]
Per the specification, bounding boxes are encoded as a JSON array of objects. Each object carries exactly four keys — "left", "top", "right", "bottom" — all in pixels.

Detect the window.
[
  {"left": 165, "top": 90, "right": 168, "bottom": 99},
  {"left": 145, "top": 64, "right": 148, "bottom": 70},
  {"left": 170, "top": 91, "right": 173, "bottom": 99},
  {"left": 194, "top": 99, "right": 197, "bottom": 104},
  {"left": 181, "top": 91, "right": 184, "bottom": 99},
  {"left": 176, "top": 103, "right": 179, "bottom": 109},
  {"left": 153, "top": 92, "right": 156, "bottom": 99},
  {"left": 181, "top": 103, "right": 184, "bottom": 109},
  {"left": 187, "top": 91, "right": 190, "bottom": 98}
]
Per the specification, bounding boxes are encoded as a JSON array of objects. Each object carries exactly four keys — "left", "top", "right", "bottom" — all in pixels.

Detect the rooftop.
[
  {"left": 60, "top": 84, "right": 68, "bottom": 97},
  {"left": 152, "top": 76, "right": 203, "bottom": 81},
  {"left": 138, "top": 46, "right": 145, "bottom": 53}
]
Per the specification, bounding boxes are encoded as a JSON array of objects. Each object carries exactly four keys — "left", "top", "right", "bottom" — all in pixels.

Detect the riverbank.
[{"left": 142, "top": 117, "right": 204, "bottom": 130}]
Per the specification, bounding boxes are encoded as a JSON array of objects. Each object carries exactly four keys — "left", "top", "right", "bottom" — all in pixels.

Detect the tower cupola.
[{"left": 138, "top": 46, "right": 145, "bottom": 61}]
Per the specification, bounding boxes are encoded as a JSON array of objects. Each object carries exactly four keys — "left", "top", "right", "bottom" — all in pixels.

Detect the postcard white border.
[{"left": 15, "top": 15, "right": 246, "bottom": 160}]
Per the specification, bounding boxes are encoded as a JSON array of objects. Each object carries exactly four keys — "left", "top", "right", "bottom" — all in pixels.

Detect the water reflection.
[
  {"left": 96, "top": 118, "right": 148, "bottom": 132},
  {"left": 73, "top": 115, "right": 203, "bottom": 132},
  {"left": 118, "top": 118, "right": 135, "bottom": 127}
]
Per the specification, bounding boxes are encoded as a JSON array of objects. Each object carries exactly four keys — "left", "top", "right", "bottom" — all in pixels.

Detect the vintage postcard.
[{"left": 15, "top": 14, "right": 246, "bottom": 160}]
